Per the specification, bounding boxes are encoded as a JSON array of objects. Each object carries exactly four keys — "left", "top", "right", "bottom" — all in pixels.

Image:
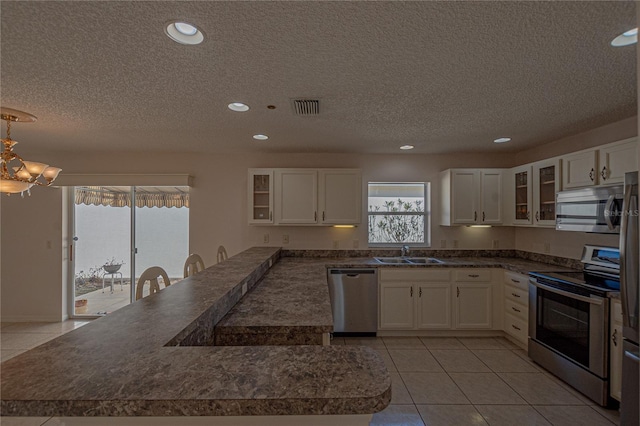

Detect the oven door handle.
[{"left": 530, "top": 279, "right": 603, "bottom": 305}]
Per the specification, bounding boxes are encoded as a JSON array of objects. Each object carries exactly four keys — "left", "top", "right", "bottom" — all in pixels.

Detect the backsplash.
[{"left": 281, "top": 249, "right": 583, "bottom": 270}]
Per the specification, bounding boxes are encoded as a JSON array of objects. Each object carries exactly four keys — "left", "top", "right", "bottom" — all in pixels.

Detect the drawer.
[
  {"left": 504, "top": 285, "right": 528, "bottom": 305},
  {"left": 380, "top": 268, "right": 451, "bottom": 282},
  {"left": 504, "top": 299, "right": 528, "bottom": 321},
  {"left": 612, "top": 299, "right": 622, "bottom": 324},
  {"left": 504, "top": 271, "right": 529, "bottom": 292},
  {"left": 454, "top": 269, "right": 491, "bottom": 282},
  {"left": 504, "top": 313, "right": 528, "bottom": 344}
]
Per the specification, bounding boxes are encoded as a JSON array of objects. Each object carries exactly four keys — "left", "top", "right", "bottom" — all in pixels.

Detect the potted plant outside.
[{"left": 103, "top": 257, "right": 125, "bottom": 274}]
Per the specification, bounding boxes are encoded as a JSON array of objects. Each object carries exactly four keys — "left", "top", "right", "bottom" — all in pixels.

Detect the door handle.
[
  {"left": 474, "top": 211, "right": 477, "bottom": 221},
  {"left": 322, "top": 211, "right": 325, "bottom": 221},
  {"left": 410, "top": 287, "right": 413, "bottom": 297},
  {"left": 601, "top": 166, "right": 607, "bottom": 180},
  {"left": 535, "top": 211, "right": 539, "bottom": 222},
  {"left": 511, "top": 306, "right": 521, "bottom": 313},
  {"left": 419, "top": 287, "right": 422, "bottom": 297},
  {"left": 482, "top": 211, "right": 485, "bottom": 222},
  {"left": 69, "top": 244, "right": 73, "bottom": 262},
  {"left": 589, "top": 168, "right": 595, "bottom": 182},
  {"left": 612, "top": 328, "right": 618, "bottom": 346}
]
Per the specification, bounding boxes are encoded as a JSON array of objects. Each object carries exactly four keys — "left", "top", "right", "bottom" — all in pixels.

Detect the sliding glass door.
[{"left": 70, "top": 186, "right": 189, "bottom": 317}]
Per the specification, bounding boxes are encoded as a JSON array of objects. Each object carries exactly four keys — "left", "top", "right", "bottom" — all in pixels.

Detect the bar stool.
[
  {"left": 217, "top": 245, "right": 228, "bottom": 263},
  {"left": 183, "top": 253, "right": 205, "bottom": 278},
  {"left": 136, "top": 266, "right": 170, "bottom": 300}
]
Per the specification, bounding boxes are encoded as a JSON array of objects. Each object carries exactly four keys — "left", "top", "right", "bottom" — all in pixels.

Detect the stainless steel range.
[{"left": 528, "top": 245, "right": 620, "bottom": 407}]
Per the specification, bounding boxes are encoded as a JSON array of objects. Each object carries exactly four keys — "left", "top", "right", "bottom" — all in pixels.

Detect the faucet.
[{"left": 401, "top": 245, "right": 410, "bottom": 257}]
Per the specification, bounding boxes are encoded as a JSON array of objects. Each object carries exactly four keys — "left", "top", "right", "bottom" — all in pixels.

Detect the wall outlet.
[
  {"left": 440, "top": 239, "right": 447, "bottom": 248},
  {"left": 333, "top": 240, "right": 339, "bottom": 249},
  {"left": 353, "top": 240, "right": 359, "bottom": 249},
  {"left": 492, "top": 239, "right": 499, "bottom": 249},
  {"left": 282, "top": 235, "right": 289, "bottom": 244},
  {"left": 544, "top": 241, "right": 551, "bottom": 254},
  {"left": 263, "top": 234, "right": 269, "bottom": 244},
  {"left": 452, "top": 240, "right": 459, "bottom": 248}
]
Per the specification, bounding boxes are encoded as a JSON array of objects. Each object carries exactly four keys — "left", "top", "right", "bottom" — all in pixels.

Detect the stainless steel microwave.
[{"left": 556, "top": 185, "right": 624, "bottom": 233}]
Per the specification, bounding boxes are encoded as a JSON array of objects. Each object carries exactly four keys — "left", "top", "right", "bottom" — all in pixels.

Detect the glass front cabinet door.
[
  {"left": 512, "top": 165, "right": 532, "bottom": 225},
  {"left": 248, "top": 169, "right": 274, "bottom": 224},
  {"left": 533, "top": 159, "right": 561, "bottom": 227}
]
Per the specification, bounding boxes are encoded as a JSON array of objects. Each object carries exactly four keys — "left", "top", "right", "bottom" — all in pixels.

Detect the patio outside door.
[{"left": 70, "top": 186, "right": 189, "bottom": 317}]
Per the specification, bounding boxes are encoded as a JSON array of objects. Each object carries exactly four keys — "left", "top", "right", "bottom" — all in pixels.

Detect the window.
[{"left": 368, "top": 182, "right": 430, "bottom": 246}]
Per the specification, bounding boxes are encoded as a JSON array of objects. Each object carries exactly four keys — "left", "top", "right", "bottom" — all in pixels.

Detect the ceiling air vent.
[{"left": 292, "top": 99, "right": 319, "bottom": 115}]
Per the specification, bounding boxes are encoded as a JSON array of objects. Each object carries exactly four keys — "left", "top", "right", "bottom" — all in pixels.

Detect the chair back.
[
  {"left": 136, "top": 266, "right": 170, "bottom": 300},
  {"left": 183, "top": 253, "right": 205, "bottom": 278},
  {"left": 217, "top": 245, "right": 228, "bottom": 263}
]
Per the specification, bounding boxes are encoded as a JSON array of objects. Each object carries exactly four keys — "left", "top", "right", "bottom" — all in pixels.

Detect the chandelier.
[{"left": 0, "top": 107, "right": 61, "bottom": 195}]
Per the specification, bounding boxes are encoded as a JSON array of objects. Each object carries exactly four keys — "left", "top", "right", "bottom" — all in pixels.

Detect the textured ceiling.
[{"left": 0, "top": 1, "right": 637, "bottom": 155}]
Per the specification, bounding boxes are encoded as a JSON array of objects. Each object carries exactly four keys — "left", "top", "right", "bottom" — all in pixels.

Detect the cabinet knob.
[
  {"left": 322, "top": 211, "right": 325, "bottom": 221},
  {"left": 419, "top": 287, "right": 422, "bottom": 297},
  {"left": 511, "top": 306, "right": 521, "bottom": 313},
  {"left": 526, "top": 211, "right": 530, "bottom": 220},
  {"left": 612, "top": 328, "right": 618, "bottom": 346},
  {"left": 457, "top": 287, "right": 460, "bottom": 297},
  {"left": 314, "top": 211, "right": 317, "bottom": 221},
  {"left": 468, "top": 274, "right": 479, "bottom": 278},
  {"left": 474, "top": 211, "right": 477, "bottom": 221},
  {"left": 601, "top": 166, "right": 607, "bottom": 180},
  {"left": 482, "top": 211, "right": 485, "bottom": 222},
  {"left": 535, "top": 211, "right": 539, "bottom": 222},
  {"left": 512, "top": 292, "right": 521, "bottom": 298},
  {"left": 589, "top": 168, "right": 595, "bottom": 182},
  {"left": 410, "top": 287, "right": 413, "bottom": 297}
]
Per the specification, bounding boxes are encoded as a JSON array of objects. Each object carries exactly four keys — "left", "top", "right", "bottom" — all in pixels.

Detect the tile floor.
[
  {"left": 333, "top": 336, "right": 621, "bottom": 426},
  {"left": 1, "top": 324, "right": 621, "bottom": 425}
]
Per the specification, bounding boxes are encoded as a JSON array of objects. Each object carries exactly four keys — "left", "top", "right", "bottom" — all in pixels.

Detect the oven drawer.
[
  {"left": 504, "top": 313, "right": 528, "bottom": 344},
  {"left": 505, "top": 299, "right": 528, "bottom": 321},
  {"left": 504, "top": 271, "right": 529, "bottom": 292},
  {"left": 504, "top": 285, "right": 528, "bottom": 305}
]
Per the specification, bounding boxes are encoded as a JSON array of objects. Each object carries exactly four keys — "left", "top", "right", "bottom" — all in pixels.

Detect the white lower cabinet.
[
  {"left": 610, "top": 299, "right": 623, "bottom": 401},
  {"left": 503, "top": 271, "right": 529, "bottom": 345},
  {"left": 379, "top": 268, "right": 497, "bottom": 331}
]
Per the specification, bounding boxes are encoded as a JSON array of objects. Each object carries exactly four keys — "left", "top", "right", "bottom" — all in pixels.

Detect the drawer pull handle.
[
  {"left": 512, "top": 324, "right": 521, "bottom": 331},
  {"left": 512, "top": 292, "right": 521, "bottom": 298},
  {"left": 511, "top": 278, "right": 520, "bottom": 283},
  {"left": 468, "top": 274, "right": 479, "bottom": 278},
  {"left": 511, "top": 307, "right": 521, "bottom": 313}
]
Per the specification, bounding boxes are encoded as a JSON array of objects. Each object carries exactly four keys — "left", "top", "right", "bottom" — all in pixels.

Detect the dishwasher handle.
[{"left": 329, "top": 269, "right": 377, "bottom": 275}]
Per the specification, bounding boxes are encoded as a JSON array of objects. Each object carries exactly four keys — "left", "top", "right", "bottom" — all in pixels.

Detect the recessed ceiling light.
[
  {"left": 400, "top": 145, "right": 414, "bottom": 150},
  {"left": 165, "top": 21, "right": 204, "bottom": 45},
  {"left": 228, "top": 102, "right": 250, "bottom": 112},
  {"left": 611, "top": 27, "right": 638, "bottom": 47},
  {"left": 493, "top": 137, "right": 511, "bottom": 144},
  {"left": 253, "top": 134, "right": 269, "bottom": 140}
]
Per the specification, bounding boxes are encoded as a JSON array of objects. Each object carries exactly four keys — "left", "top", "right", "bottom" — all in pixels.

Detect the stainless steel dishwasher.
[{"left": 327, "top": 268, "right": 378, "bottom": 336}]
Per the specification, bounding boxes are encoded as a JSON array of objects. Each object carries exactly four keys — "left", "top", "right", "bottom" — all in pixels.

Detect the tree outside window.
[{"left": 368, "top": 182, "right": 429, "bottom": 246}]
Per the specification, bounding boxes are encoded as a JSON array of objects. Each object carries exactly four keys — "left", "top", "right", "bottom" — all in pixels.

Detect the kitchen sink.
[
  {"left": 373, "top": 257, "right": 444, "bottom": 264},
  {"left": 374, "top": 257, "right": 411, "bottom": 264}
]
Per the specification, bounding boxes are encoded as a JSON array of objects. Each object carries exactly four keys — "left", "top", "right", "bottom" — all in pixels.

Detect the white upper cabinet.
[
  {"left": 441, "top": 169, "right": 503, "bottom": 226},
  {"left": 318, "top": 169, "right": 362, "bottom": 224},
  {"left": 562, "top": 150, "right": 598, "bottom": 189},
  {"left": 250, "top": 168, "right": 362, "bottom": 226},
  {"left": 598, "top": 137, "right": 638, "bottom": 185},
  {"left": 562, "top": 138, "right": 638, "bottom": 189},
  {"left": 532, "top": 158, "right": 561, "bottom": 227},
  {"left": 248, "top": 169, "right": 274, "bottom": 224},
  {"left": 510, "top": 164, "right": 533, "bottom": 225},
  {"left": 275, "top": 169, "right": 318, "bottom": 224}
]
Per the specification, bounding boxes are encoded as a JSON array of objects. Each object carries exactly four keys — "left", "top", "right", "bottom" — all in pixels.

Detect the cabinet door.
[
  {"left": 598, "top": 138, "right": 638, "bottom": 185},
  {"left": 480, "top": 170, "right": 502, "bottom": 224},
  {"left": 454, "top": 283, "right": 492, "bottom": 329},
  {"left": 379, "top": 282, "right": 415, "bottom": 329},
  {"left": 562, "top": 150, "right": 597, "bottom": 188},
  {"left": 512, "top": 165, "right": 532, "bottom": 225},
  {"left": 452, "top": 170, "right": 480, "bottom": 224},
  {"left": 416, "top": 283, "right": 451, "bottom": 329},
  {"left": 274, "top": 169, "right": 318, "bottom": 224},
  {"left": 533, "top": 159, "right": 560, "bottom": 227},
  {"left": 319, "top": 169, "right": 361, "bottom": 224},
  {"left": 248, "top": 169, "right": 274, "bottom": 224}
]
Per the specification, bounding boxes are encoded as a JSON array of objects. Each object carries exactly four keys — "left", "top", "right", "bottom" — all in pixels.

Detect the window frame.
[{"left": 367, "top": 181, "right": 431, "bottom": 248}]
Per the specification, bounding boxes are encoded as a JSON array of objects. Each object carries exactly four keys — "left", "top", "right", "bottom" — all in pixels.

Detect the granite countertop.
[{"left": 1, "top": 247, "right": 391, "bottom": 417}]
